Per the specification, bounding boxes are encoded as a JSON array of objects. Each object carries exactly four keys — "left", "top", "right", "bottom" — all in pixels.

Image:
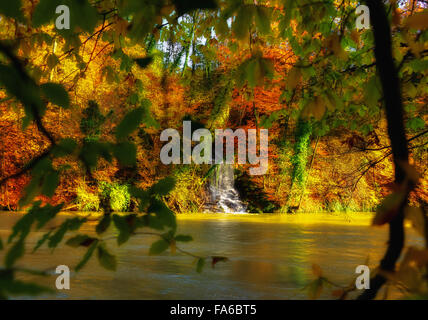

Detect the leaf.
[
  {"left": 0, "top": 237, "right": 3, "bottom": 251},
  {"left": 404, "top": 206, "right": 425, "bottom": 237},
  {"left": 66, "top": 234, "right": 97, "bottom": 247},
  {"left": 112, "top": 214, "right": 132, "bottom": 245},
  {"left": 286, "top": 67, "right": 301, "bottom": 90},
  {"left": 52, "top": 138, "right": 77, "bottom": 157},
  {"left": 398, "top": 161, "right": 420, "bottom": 185},
  {"left": 0, "top": 0, "right": 23, "bottom": 21},
  {"left": 148, "top": 199, "right": 177, "bottom": 230},
  {"left": 405, "top": 10, "right": 428, "bottom": 30},
  {"left": 134, "top": 57, "right": 153, "bottom": 69},
  {"left": 97, "top": 243, "right": 117, "bottom": 271},
  {"left": 75, "top": 240, "right": 98, "bottom": 272},
  {"left": 115, "top": 108, "right": 145, "bottom": 140},
  {"left": 41, "top": 170, "right": 59, "bottom": 197},
  {"left": 32, "top": 0, "right": 60, "bottom": 27},
  {"left": 149, "top": 239, "right": 169, "bottom": 255},
  {"left": 307, "top": 278, "right": 323, "bottom": 299},
  {"left": 175, "top": 235, "right": 193, "bottom": 242},
  {"left": 32, "top": 231, "right": 52, "bottom": 253},
  {"left": 48, "top": 218, "right": 86, "bottom": 248},
  {"left": 41, "top": 83, "right": 70, "bottom": 108},
  {"left": 196, "top": 258, "right": 205, "bottom": 273},
  {"left": 140, "top": 99, "right": 160, "bottom": 128},
  {"left": 4, "top": 239, "right": 25, "bottom": 268},
  {"left": 233, "top": 6, "right": 253, "bottom": 39},
  {"left": 364, "top": 76, "right": 381, "bottom": 109},
  {"left": 312, "top": 263, "right": 323, "bottom": 277},
  {"left": 113, "top": 142, "right": 137, "bottom": 166},
  {"left": 46, "top": 54, "right": 60, "bottom": 69},
  {"left": 406, "top": 117, "right": 425, "bottom": 131},
  {"left": 255, "top": 6, "right": 271, "bottom": 35},
  {"left": 372, "top": 192, "right": 406, "bottom": 226},
  {"left": 331, "top": 289, "right": 345, "bottom": 298},
  {"left": 301, "top": 97, "right": 326, "bottom": 120},
  {"left": 2, "top": 279, "right": 53, "bottom": 296},
  {"left": 211, "top": 256, "right": 228, "bottom": 268},
  {"left": 96, "top": 215, "right": 111, "bottom": 235},
  {"left": 150, "top": 177, "right": 176, "bottom": 196}
]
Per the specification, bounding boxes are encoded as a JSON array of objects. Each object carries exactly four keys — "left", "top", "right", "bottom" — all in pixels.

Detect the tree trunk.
[{"left": 358, "top": 0, "right": 409, "bottom": 300}]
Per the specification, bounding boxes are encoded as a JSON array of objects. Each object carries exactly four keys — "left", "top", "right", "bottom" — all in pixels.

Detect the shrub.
[
  {"left": 99, "top": 182, "right": 131, "bottom": 212},
  {"left": 76, "top": 183, "right": 100, "bottom": 211}
]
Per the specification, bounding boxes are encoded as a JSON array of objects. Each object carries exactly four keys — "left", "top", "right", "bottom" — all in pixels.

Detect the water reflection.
[{"left": 0, "top": 212, "right": 422, "bottom": 299}]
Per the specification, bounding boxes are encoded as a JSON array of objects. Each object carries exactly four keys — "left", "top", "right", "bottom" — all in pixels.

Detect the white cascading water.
[{"left": 206, "top": 163, "right": 247, "bottom": 213}]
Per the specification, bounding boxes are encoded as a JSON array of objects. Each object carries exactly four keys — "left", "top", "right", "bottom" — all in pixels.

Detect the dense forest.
[{"left": 0, "top": 0, "right": 427, "bottom": 300}]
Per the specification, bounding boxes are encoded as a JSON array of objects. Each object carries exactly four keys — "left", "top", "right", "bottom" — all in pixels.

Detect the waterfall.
[{"left": 206, "top": 163, "right": 247, "bottom": 213}]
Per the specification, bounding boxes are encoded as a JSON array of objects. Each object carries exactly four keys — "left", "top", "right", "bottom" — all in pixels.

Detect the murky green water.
[{"left": 0, "top": 212, "right": 422, "bottom": 299}]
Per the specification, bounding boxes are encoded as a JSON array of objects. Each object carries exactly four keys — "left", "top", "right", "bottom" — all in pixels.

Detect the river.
[{"left": 0, "top": 212, "right": 422, "bottom": 299}]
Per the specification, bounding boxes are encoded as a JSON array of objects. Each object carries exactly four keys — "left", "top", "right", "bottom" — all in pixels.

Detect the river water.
[{"left": 0, "top": 212, "right": 422, "bottom": 299}]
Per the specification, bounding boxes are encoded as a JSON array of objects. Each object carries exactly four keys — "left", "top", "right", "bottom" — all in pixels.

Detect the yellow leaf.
[
  {"left": 404, "top": 206, "right": 425, "bottom": 237},
  {"left": 312, "top": 263, "right": 323, "bottom": 277},
  {"left": 307, "top": 278, "right": 323, "bottom": 299},
  {"left": 325, "top": 34, "right": 347, "bottom": 60},
  {"left": 405, "top": 10, "right": 428, "bottom": 30},
  {"left": 115, "top": 18, "right": 128, "bottom": 35},
  {"left": 398, "top": 161, "right": 420, "bottom": 185},
  {"left": 400, "top": 247, "right": 428, "bottom": 270},
  {"left": 372, "top": 192, "right": 406, "bottom": 226},
  {"left": 160, "top": 5, "right": 175, "bottom": 16},
  {"left": 331, "top": 289, "right": 344, "bottom": 298},
  {"left": 302, "top": 98, "right": 326, "bottom": 120},
  {"left": 286, "top": 67, "right": 301, "bottom": 90},
  {"left": 170, "top": 240, "right": 176, "bottom": 255},
  {"left": 350, "top": 30, "right": 360, "bottom": 45},
  {"left": 322, "top": 93, "right": 335, "bottom": 111}
]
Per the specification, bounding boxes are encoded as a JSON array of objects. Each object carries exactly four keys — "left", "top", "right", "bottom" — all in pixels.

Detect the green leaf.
[
  {"left": 4, "top": 239, "right": 25, "bottom": 268},
  {"left": 66, "top": 234, "right": 97, "bottom": 247},
  {"left": 41, "top": 83, "right": 70, "bottom": 108},
  {"left": 52, "top": 138, "right": 77, "bottom": 157},
  {"left": 46, "top": 54, "right": 60, "bottom": 69},
  {"left": 1, "top": 278, "right": 53, "bottom": 296},
  {"left": 407, "top": 117, "right": 425, "bottom": 131},
  {"left": 112, "top": 214, "right": 131, "bottom": 245},
  {"left": 255, "top": 6, "right": 271, "bottom": 35},
  {"left": 34, "top": 203, "right": 63, "bottom": 229},
  {"left": 96, "top": 215, "right": 111, "bottom": 235},
  {"left": 364, "top": 76, "right": 381, "bottom": 109},
  {"left": 134, "top": 57, "right": 153, "bottom": 69},
  {"left": 140, "top": 99, "right": 160, "bottom": 129},
  {"left": 41, "top": 170, "right": 59, "bottom": 197},
  {"left": 115, "top": 108, "right": 145, "bottom": 140},
  {"left": 33, "top": 231, "right": 52, "bottom": 253},
  {"left": 75, "top": 240, "right": 98, "bottom": 272},
  {"left": 196, "top": 258, "right": 205, "bottom": 273},
  {"left": 175, "top": 235, "right": 193, "bottom": 242},
  {"left": 408, "top": 59, "right": 428, "bottom": 72},
  {"left": 149, "top": 239, "right": 169, "bottom": 255},
  {"left": 150, "top": 177, "right": 176, "bottom": 196},
  {"left": 113, "top": 142, "right": 137, "bottom": 166},
  {"left": 48, "top": 218, "right": 86, "bottom": 249},
  {"left": 148, "top": 199, "right": 177, "bottom": 231},
  {"left": 233, "top": 6, "right": 253, "bottom": 39},
  {"left": 0, "top": 0, "right": 23, "bottom": 21},
  {"left": 32, "top": 0, "right": 61, "bottom": 27},
  {"left": 97, "top": 243, "right": 117, "bottom": 271}
]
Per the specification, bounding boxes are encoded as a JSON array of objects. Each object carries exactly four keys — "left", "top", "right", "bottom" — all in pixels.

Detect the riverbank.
[{"left": 0, "top": 210, "right": 376, "bottom": 226}]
